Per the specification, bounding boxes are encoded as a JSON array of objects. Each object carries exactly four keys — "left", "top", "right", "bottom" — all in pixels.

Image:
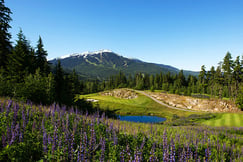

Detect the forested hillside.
[{"left": 49, "top": 50, "right": 198, "bottom": 80}]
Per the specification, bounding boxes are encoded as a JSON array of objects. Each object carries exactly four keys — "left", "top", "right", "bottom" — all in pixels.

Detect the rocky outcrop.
[
  {"left": 100, "top": 89, "right": 138, "bottom": 99},
  {"left": 148, "top": 92, "right": 240, "bottom": 112}
]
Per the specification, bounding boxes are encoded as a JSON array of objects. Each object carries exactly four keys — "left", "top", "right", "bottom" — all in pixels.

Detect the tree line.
[{"left": 95, "top": 53, "right": 242, "bottom": 109}]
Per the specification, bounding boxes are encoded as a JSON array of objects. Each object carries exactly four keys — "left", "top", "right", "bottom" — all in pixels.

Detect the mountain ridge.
[{"left": 49, "top": 50, "right": 199, "bottom": 80}]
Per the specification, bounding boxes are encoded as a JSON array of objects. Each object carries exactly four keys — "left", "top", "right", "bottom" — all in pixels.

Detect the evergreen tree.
[
  {"left": 8, "top": 29, "right": 32, "bottom": 81},
  {"left": 0, "top": 0, "right": 12, "bottom": 70},
  {"left": 208, "top": 66, "right": 216, "bottom": 96},
  {"left": 54, "top": 60, "right": 65, "bottom": 105},
  {"left": 35, "top": 36, "right": 49, "bottom": 74},
  {"left": 188, "top": 75, "right": 197, "bottom": 93},
  {"left": 149, "top": 74, "right": 154, "bottom": 90},
  {"left": 222, "top": 52, "right": 233, "bottom": 74},
  {"left": 214, "top": 66, "right": 223, "bottom": 98},
  {"left": 241, "top": 55, "right": 243, "bottom": 81},
  {"left": 232, "top": 56, "right": 242, "bottom": 97},
  {"left": 198, "top": 65, "right": 206, "bottom": 94},
  {"left": 222, "top": 52, "right": 233, "bottom": 97}
]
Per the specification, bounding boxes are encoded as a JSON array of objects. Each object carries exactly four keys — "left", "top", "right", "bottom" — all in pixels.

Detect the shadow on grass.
[
  {"left": 166, "top": 113, "right": 216, "bottom": 126},
  {"left": 74, "top": 98, "right": 119, "bottom": 118}
]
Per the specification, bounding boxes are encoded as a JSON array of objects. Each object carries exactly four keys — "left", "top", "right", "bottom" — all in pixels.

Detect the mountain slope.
[{"left": 49, "top": 50, "right": 198, "bottom": 80}]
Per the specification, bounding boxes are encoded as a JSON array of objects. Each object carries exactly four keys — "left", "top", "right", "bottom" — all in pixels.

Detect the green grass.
[
  {"left": 79, "top": 91, "right": 196, "bottom": 120},
  {"left": 202, "top": 113, "right": 243, "bottom": 127},
  {"left": 79, "top": 89, "right": 243, "bottom": 127}
]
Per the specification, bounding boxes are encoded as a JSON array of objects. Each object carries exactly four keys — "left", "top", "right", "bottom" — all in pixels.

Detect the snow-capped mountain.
[
  {"left": 57, "top": 49, "right": 115, "bottom": 60},
  {"left": 49, "top": 50, "right": 198, "bottom": 80}
]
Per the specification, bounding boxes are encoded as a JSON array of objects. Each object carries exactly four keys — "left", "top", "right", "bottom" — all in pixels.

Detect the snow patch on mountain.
[{"left": 54, "top": 49, "right": 114, "bottom": 60}]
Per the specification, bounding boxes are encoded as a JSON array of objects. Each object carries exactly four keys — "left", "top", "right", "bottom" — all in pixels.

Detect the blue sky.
[{"left": 5, "top": 0, "right": 243, "bottom": 71}]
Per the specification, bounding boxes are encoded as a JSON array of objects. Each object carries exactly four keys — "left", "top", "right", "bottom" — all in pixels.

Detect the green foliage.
[
  {"left": 236, "top": 86, "right": 243, "bottom": 110},
  {"left": 79, "top": 91, "right": 194, "bottom": 119},
  {"left": 0, "top": 0, "right": 12, "bottom": 70},
  {"left": 35, "top": 36, "right": 50, "bottom": 74},
  {"left": 167, "top": 113, "right": 216, "bottom": 126},
  {"left": 49, "top": 51, "right": 198, "bottom": 81},
  {"left": 0, "top": 99, "right": 242, "bottom": 161}
]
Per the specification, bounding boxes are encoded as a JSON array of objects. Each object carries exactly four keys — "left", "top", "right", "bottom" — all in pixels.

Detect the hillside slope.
[{"left": 49, "top": 50, "right": 198, "bottom": 80}]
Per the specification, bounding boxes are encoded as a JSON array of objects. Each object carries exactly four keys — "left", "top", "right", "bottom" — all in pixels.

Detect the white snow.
[{"left": 56, "top": 49, "right": 114, "bottom": 60}]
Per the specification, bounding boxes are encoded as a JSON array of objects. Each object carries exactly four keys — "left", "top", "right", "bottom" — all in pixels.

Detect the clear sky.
[{"left": 5, "top": 0, "right": 243, "bottom": 71}]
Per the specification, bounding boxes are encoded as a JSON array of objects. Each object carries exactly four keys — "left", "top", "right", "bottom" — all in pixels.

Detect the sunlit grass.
[
  {"left": 202, "top": 113, "right": 243, "bottom": 127},
  {"left": 79, "top": 91, "right": 196, "bottom": 120}
]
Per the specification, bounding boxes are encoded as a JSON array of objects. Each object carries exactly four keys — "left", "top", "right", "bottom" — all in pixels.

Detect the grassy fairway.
[
  {"left": 79, "top": 91, "right": 194, "bottom": 120},
  {"left": 202, "top": 113, "right": 243, "bottom": 127}
]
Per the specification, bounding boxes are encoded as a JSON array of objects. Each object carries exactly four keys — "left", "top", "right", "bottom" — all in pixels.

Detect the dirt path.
[{"left": 135, "top": 90, "right": 198, "bottom": 112}]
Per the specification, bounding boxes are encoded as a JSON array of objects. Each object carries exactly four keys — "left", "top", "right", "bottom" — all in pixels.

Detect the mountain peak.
[
  {"left": 57, "top": 49, "right": 114, "bottom": 60},
  {"left": 49, "top": 50, "right": 198, "bottom": 80}
]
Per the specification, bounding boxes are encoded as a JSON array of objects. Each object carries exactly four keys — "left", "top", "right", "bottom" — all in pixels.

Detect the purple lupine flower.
[
  {"left": 69, "top": 132, "right": 75, "bottom": 161},
  {"left": 205, "top": 148, "right": 208, "bottom": 162},
  {"left": 13, "top": 104, "right": 19, "bottom": 125},
  {"left": 77, "top": 150, "right": 80, "bottom": 162},
  {"left": 120, "top": 149, "right": 125, "bottom": 162},
  {"left": 22, "top": 108, "right": 26, "bottom": 129},
  {"left": 113, "top": 129, "right": 118, "bottom": 145},
  {"left": 109, "top": 122, "right": 113, "bottom": 130},
  {"left": 66, "top": 114, "right": 69, "bottom": 130},
  {"left": 205, "top": 139, "right": 211, "bottom": 162},
  {"left": 101, "top": 112, "right": 105, "bottom": 123},
  {"left": 149, "top": 142, "right": 156, "bottom": 162},
  {"left": 32, "top": 119, "right": 36, "bottom": 132},
  {"left": 2, "top": 133, "right": 6, "bottom": 147},
  {"left": 163, "top": 129, "right": 169, "bottom": 162},
  {"left": 82, "top": 131, "right": 88, "bottom": 161},
  {"left": 140, "top": 137, "right": 146, "bottom": 150},
  {"left": 89, "top": 122, "right": 96, "bottom": 156},
  {"left": 75, "top": 107, "right": 78, "bottom": 115},
  {"left": 79, "top": 136, "right": 84, "bottom": 161},
  {"left": 26, "top": 108, "right": 30, "bottom": 125},
  {"left": 43, "top": 129, "right": 48, "bottom": 154},
  {"left": 126, "top": 145, "right": 131, "bottom": 161},
  {"left": 9, "top": 123, "right": 19, "bottom": 145},
  {"left": 170, "top": 138, "right": 176, "bottom": 162},
  {"left": 52, "top": 123, "right": 58, "bottom": 154},
  {"left": 69, "top": 106, "right": 74, "bottom": 114},
  {"left": 185, "top": 144, "right": 189, "bottom": 161},
  {"left": 5, "top": 100, "right": 12, "bottom": 117},
  {"left": 194, "top": 144, "right": 198, "bottom": 160},
  {"left": 99, "top": 137, "right": 106, "bottom": 162},
  {"left": 48, "top": 134, "right": 52, "bottom": 145},
  {"left": 41, "top": 118, "right": 45, "bottom": 131}
]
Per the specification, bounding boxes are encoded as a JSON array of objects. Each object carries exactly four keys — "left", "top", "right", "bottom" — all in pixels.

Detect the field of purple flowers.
[{"left": 0, "top": 99, "right": 242, "bottom": 161}]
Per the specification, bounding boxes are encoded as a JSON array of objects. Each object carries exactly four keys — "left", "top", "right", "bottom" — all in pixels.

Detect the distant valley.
[{"left": 49, "top": 50, "right": 199, "bottom": 80}]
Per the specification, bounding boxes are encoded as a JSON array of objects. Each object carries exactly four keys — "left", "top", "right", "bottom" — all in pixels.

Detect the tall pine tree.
[
  {"left": 0, "top": 0, "right": 12, "bottom": 70},
  {"left": 8, "top": 29, "right": 31, "bottom": 81},
  {"left": 222, "top": 52, "right": 233, "bottom": 97},
  {"left": 54, "top": 60, "right": 65, "bottom": 105},
  {"left": 35, "top": 36, "right": 49, "bottom": 74}
]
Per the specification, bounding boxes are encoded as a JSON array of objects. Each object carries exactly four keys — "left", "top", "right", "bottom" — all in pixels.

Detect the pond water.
[{"left": 118, "top": 115, "right": 166, "bottom": 123}]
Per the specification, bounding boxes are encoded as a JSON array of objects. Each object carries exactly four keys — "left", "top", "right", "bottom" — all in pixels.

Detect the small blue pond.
[{"left": 118, "top": 115, "right": 166, "bottom": 123}]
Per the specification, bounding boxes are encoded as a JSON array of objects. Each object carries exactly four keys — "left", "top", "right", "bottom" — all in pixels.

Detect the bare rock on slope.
[
  {"left": 147, "top": 92, "right": 240, "bottom": 112},
  {"left": 100, "top": 89, "right": 138, "bottom": 99}
]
